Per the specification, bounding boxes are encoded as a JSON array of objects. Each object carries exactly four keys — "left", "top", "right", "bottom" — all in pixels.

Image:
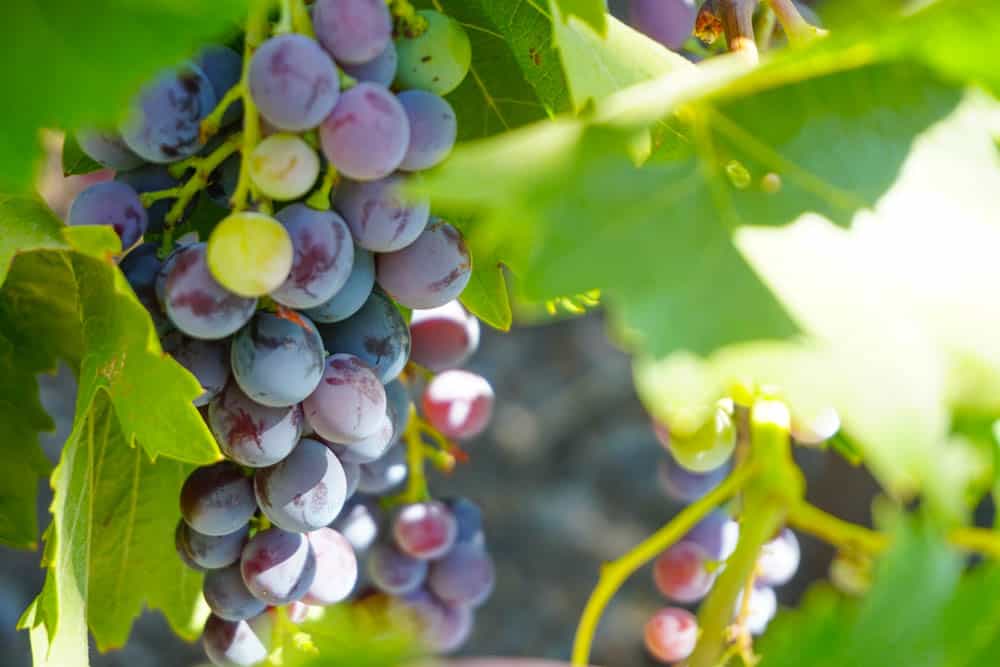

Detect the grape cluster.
[{"left": 64, "top": 3, "right": 497, "bottom": 664}]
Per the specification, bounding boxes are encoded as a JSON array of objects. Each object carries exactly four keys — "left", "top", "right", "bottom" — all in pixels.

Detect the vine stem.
[
  {"left": 569, "top": 463, "right": 755, "bottom": 667},
  {"left": 766, "top": 0, "right": 827, "bottom": 44},
  {"left": 305, "top": 163, "right": 340, "bottom": 210},
  {"left": 402, "top": 406, "right": 430, "bottom": 503},
  {"left": 718, "top": 0, "right": 760, "bottom": 63},
  {"left": 231, "top": 0, "right": 271, "bottom": 212}
]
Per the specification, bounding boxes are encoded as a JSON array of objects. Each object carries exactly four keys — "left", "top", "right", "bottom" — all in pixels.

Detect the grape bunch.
[{"left": 64, "top": 2, "right": 498, "bottom": 664}]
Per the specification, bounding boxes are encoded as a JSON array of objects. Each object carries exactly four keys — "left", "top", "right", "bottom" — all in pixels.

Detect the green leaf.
[
  {"left": 1, "top": 0, "right": 247, "bottom": 191},
  {"left": 452, "top": 218, "right": 512, "bottom": 330},
  {"left": 61, "top": 135, "right": 103, "bottom": 178},
  {"left": 552, "top": 0, "right": 606, "bottom": 36}
]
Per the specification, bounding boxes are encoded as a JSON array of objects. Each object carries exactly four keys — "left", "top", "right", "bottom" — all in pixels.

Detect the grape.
[
  {"left": 248, "top": 134, "right": 320, "bottom": 200},
  {"left": 734, "top": 585, "right": 777, "bottom": 635},
  {"left": 204, "top": 564, "right": 268, "bottom": 621},
  {"left": 665, "top": 400, "right": 736, "bottom": 473},
  {"left": 203, "top": 613, "right": 273, "bottom": 667},
  {"left": 394, "top": 10, "right": 471, "bottom": 95},
  {"left": 208, "top": 383, "right": 303, "bottom": 467},
  {"left": 302, "top": 528, "right": 358, "bottom": 605},
  {"left": 117, "top": 164, "right": 179, "bottom": 235},
  {"left": 399, "top": 589, "right": 473, "bottom": 654},
  {"left": 357, "top": 443, "right": 408, "bottom": 494},
  {"left": 67, "top": 181, "right": 147, "bottom": 250},
  {"left": 376, "top": 220, "right": 471, "bottom": 309},
  {"left": 208, "top": 153, "right": 241, "bottom": 208},
  {"left": 304, "top": 353, "right": 387, "bottom": 444},
  {"left": 177, "top": 519, "right": 248, "bottom": 570},
  {"left": 164, "top": 243, "right": 258, "bottom": 340},
  {"left": 757, "top": 528, "right": 800, "bottom": 586},
  {"left": 312, "top": 0, "right": 392, "bottom": 65},
  {"left": 829, "top": 552, "right": 871, "bottom": 596},
  {"left": 658, "top": 452, "right": 730, "bottom": 503},
  {"left": 397, "top": 90, "right": 457, "bottom": 171},
  {"left": 319, "top": 82, "right": 409, "bottom": 181},
  {"left": 644, "top": 607, "right": 698, "bottom": 664},
  {"left": 120, "top": 64, "right": 216, "bottom": 163},
  {"left": 175, "top": 521, "right": 207, "bottom": 572},
  {"left": 332, "top": 496, "right": 382, "bottom": 553},
  {"left": 248, "top": 33, "right": 340, "bottom": 131},
  {"left": 792, "top": 406, "right": 840, "bottom": 445},
  {"left": 384, "top": 379, "right": 412, "bottom": 444},
  {"left": 629, "top": 0, "right": 697, "bottom": 51},
  {"left": 332, "top": 414, "right": 394, "bottom": 463},
  {"left": 341, "top": 457, "right": 361, "bottom": 497},
  {"left": 180, "top": 462, "right": 256, "bottom": 536},
  {"left": 316, "top": 290, "right": 411, "bottom": 383},
  {"left": 231, "top": 313, "right": 325, "bottom": 407},
  {"left": 162, "top": 332, "right": 229, "bottom": 406},
  {"left": 303, "top": 246, "right": 375, "bottom": 323},
  {"left": 255, "top": 437, "right": 348, "bottom": 532},
  {"left": 367, "top": 542, "right": 428, "bottom": 595},
  {"left": 334, "top": 174, "right": 430, "bottom": 252},
  {"left": 652, "top": 541, "right": 715, "bottom": 604},
  {"left": 422, "top": 370, "right": 494, "bottom": 440},
  {"left": 428, "top": 542, "right": 495, "bottom": 607},
  {"left": 271, "top": 204, "right": 354, "bottom": 309},
  {"left": 341, "top": 42, "right": 397, "bottom": 86},
  {"left": 409, "top": 301, "right": 480, "bottom": 372},
  {"left": 75, "top": 129, "right": 144, "bottom": 170},
  {"left": 393, "top": 501, "right": 457, "bottom": 560},
  {"left": 120, "top": 242, "right": 172, "bottom": 336},
  {"left": 241, "top": 527, "right": 317, "bottom": 604},
  {"left": 684, "top": 510, "right": 739, "bottom": 561},
  {"left": 197, "top": 45, "right": 243, "bottom": 126},
  {"left": 443, "top": 497, "right": 483, "bottom": 546},
  {"left": 207, "top": 213, "right": 294, "bottom": 298}
]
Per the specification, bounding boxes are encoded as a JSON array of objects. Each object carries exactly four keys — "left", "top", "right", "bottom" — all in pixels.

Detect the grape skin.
[
  {"left": 303, "top": 246, "right": 375, "bottom": 323},
  {"left": 428, "top": 542, "right": 495, "bottom": 607},
  {"left": 629, "top": 0, "right": 697, "bottom": 51},
  {"left": 208, "top": 383, "right": 303, "bottom": 468},
  {"left": 302, "top": 528, "right": 358, "bottom": 605},
  {"left": 177, "top": 520, "right": 248, "bottom": 570},
  {"left": 663, "top": 401, "right": 737, "bottom": 473},
  {"left": 162, "top": 332, "right": 229, "bottom": 407},
  {"left": 197, "top": 45, "right": 243, "bottom": 126},
  {"left": 397, "top": 90, "right": 457, "bottom": 171},
  {"left": 757, "top": 528, "right": 800, "bottom": 586},
  {"left": 76, "top": 129, "right": 144, "bottom": 170},
  {"left": 313, "top": 0, "right": 392, "bottom": 65},
  {"left": 684, "top": 510, "right": 739, "bottom": 561},
  {"left": 409, "top": 301, "right": 480, "bottom": 372},
  {"left": 230, "top": 313, "right": 325, "bottom": 408},
  {"left": 272, "top": 204, "right": 355, "bottom": 309},
  {"left": 204, "top": 564, "right": 268, "bottom": 621},
  {"left": 330, "top": 414, "right": 394, "bottom": 463},
  {"left": 164, "top": 243, "right": 258, "bottom": 341},
  {"left": 376, "top": 220, "right": 471, "bottom": 309},
  {"left": 202, "top": 613, "right": 273, "bottom": 667},
  {"left": 658, "top": 452, "right": 730, "bottom": 504},
  {"left": 248, "top": 134, "right": 320, "bottom": 201},
  {"left": 341, "top": 42, "right": 397, "bottom": 87},
  {"left": 340, "top": 456, "right": 361, "bottom": 498},
  {"left": 175, "top": 521, "right": 207, "bottom": 572},
  {"left": 255, "top": 438, "right": 348, "bottom": 533},
  {"left": 116, "top": 165, "right": 179, "bottom": 235},
  {"left": 249, "top": 33, "right": 340, "bottom": 132},
  {"left": 652, "top": 541, "right": 715, "bottom": 604},
  {"left": 120, "top": 242, "right": 172, "bottom": 336},
  {"left": 393, "top": 501, "right": 457, "bottom": 560},
  {"left": 207, "top": 213, "right": 294, "bottom": 298},
  {"left": 398, "top": 589, "right": 473, "bottom": 654},
  {"left": 240, "top": 528, "right": 317, "bottom": 605},
  {"left": 331, "top": 496, "right": 382, "bottom": 554},
  {"left": 394, "top": 10, "right": 472, "bottom": 95},
  {"left": 644, "top": 607, "right": 698, "bottom": 664},
  {"left": 319, "top": 82, "right": 410, "bottom": 181},
  {"left": 422, "top": 370, "right": 494, "bottom": 440},
  {"left": 180, "top": 462, "right": 257, "bottom": 537},
  {"left": 384, "top": 379, "right": 412, "bottom": 445},
  {"left": 443, "top": 497, "right": 483, "bottom": 545},
  {"left": 304, "top": 353, "right": 387, "bottom": 444},
  {"left": 335, "top": 174, "right": 430, "bottom": 252},
  {"left": 356, "top": 442, "right": 408, "bottom": 494},
  {"left": 734, "top": 585, "right": 777, "bottom": 635},
  {"left": 316, "top": 290, "right": 411, "bottom": 383},
  {"left": 367, "top": 541, "right": 428, "bottom": 595},
  {"left": 67, "top": 181, "right": 148, "bottom": 250}
]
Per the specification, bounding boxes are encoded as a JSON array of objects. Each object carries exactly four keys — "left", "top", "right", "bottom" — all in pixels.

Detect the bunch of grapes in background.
[{"left": 64, "top": 1, "right": 497, "bottom": 664}]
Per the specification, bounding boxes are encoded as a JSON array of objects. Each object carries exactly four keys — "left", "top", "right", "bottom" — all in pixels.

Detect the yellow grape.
[
  {"left": 207, "top": 212, "right": 294, "bottom": 297},
  {"left": 667, "top": 399, "right": 736, "bottom": 473},
  {"left": 249, "top": 134, "right": 320, "bottom": 200}
]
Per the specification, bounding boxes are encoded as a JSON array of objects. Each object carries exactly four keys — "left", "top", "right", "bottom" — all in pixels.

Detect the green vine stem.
[
  {"left": 569, "top": 463, "right": 756, "bottom": 667},
  {"left": 305, "top": 163, "right": 340, "bottom": 210},
  {"left": 199, "top": 83, "right": 245, "bottom": 145},
  {"left": 388, "top": 0, "right": 427, "bottom": 37},
  {"left": 291, "top": 0, "right": 314, "bottom": 36},
  {"left": 274, "top": 0, "right": 294, "bottom": 35},
  {"left": 230, "top": 0, "right": 271, "bottom": 212},
  {"left": 402, "top": 405, "right": 430, "bottom": 503},
  {"left": 718, "top": 0, "right": 760, "bottom": 64},
  {"left": 767, "top": 0, "right": 828, "bottom": 44}
]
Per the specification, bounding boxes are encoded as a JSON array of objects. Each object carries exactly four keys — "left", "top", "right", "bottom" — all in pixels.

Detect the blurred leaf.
[
  {"left": 552, "top": 0, "right": 607, "bottom": 35},
  {"left": 452, "top": 218, "right": 512, "bottom": 330},
  {"left": 61, "top": 135, "right": 103, "bottom": 177}
]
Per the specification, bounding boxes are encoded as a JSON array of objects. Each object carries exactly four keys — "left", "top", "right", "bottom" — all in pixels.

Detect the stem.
[
  {"left": 767, "top": 0, "right": 827, "bottom": 45},
  {"left": 403, "top": 406, "right": 430, "bottom": 503},
  {"left": 140, "top": 187, "right": 181, "bottom": 208},
  {"left": 718, "top": 0, "right": 760, "bottom": 63},
  {"left": 787, "top": 501, "right": 889, "bottom": 554},
  {"left": 388, "top": 0, "right": 428, "bottom": 37},
  {"left": 274, "top": 0, "right": 294, "bottom": 34},
  {"left": 305, "top": 163, "right": 340, "bottom": 210},
  {"left": 948, "top": 527, "right": 1000, "bottom": 559},
  {"left": 199, "top": 82, "right": 245, "bottom": 144},
  {"left": 570, "top": 464, "right": 755, "bottom": 667},
  {"left": 291, "top": 0, "right": 314, "bottom": 36},
  {"left": 754, "top": 5, "right": 777, "bottom": 51},
  {"left": 232, "top": 0, "right": 271, "bottom": 212}
]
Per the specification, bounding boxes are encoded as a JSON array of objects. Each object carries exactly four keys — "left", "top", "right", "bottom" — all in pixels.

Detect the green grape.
[
  {"left": 249, "top": 134, "right": 320, "bottom": 201},
  {"left": 395, "top": 10, "right": 471, "bottom": 95},
  {"left": 207, "top": 212, "right": 294, "bottom": 297},
  {"left": 667, "top": 398, "right": 736, "bottom": 473}
]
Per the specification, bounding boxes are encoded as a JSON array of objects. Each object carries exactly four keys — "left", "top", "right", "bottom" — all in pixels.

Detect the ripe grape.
[
  {"left": 367, "top": 542, "right": 428, "bottom": 595},
  {"left": 658, "top": 452, "right": 730, "bottom": 503},
  {"left": 116, "top": 164, "right": 180, "bottom": 235},
  {"left": 384, "top": 379, "right": 413, "bottom": 443},
  {"left": 316, "top": 290, "right": 411, "bottom": 383},
  {"left": 249, "top": 33, "right": 340, "bottom": 131},
  {"left": 333, "top": 414, "right": 394, "bottom": 463},
  {"left": 313, "top": 0, "right": 392, "bottom": 65},
  {"left": 734, "top": 585, "right": 777, "bottom": 635},
  {"left": 757, "top": 528, "right": 800, "bottom": 586},
  {"left": 394, "top": 10, "right": 472, "bottom": 95},
  {"left": 230, "top": 313, "right": 325, "bottom": 407},
  {"left": 684, "top": 510, "right": 739, "bottom": 561},
  {"left": 162, "top": 332, "right": 229, "bottom": 407},
  {"left": 175, "top": 521, "right": 207, "bottom": 572},
  {"left": 422, "top": 370, "right": 494, "bottom": 440},
  {"left": 399, "top": 589, "right": 473, "bottom": 654},
  {"left": 120, "top": 242, "right": 172, "bottom": 336},
  {"left": 203, "top": 564, "right": 268, "bottom": 621},
  {"left": 177, "top": 520, "right": 248, "bottom": 570},
  {"left": 409, "top": 301, "right": 480, "bottom": 372},
  {"left": 443, "top": 497, "right": 483, "bottom": 546},
  {"left": 332, "top": 496, "right": 382, "bottom": 553},
  {"left": 629, "top": 0, "right": 697, "bottom": 51},
  {"left": 255, "top": 438, "right": 348, "bottom": 532},
  {"left": 428, "top": 542, "right": 495, "bottom": 607},
  {"left": 665, "top": 400, "right": 737, "bottom": 473},
  {"left": 207, "top": 213, "right": 294, "bottom": 298},
  {"left": 248, "top": 134, "right": 320, "bottom": 200},
  {"left": 302, "top": 528, "right": 358, "bottom": 605},
  {"left": 376, "top": 220, "right": 471, "bottom": 309},
  {"left": 197, "top": 45, "right": 243, "bottom": 126},
  {"left": 397, "top": 90, "right": 457, "bottom": 171},
  {"left": 303, "top": 246, "right": 375, "bottom": 323},
  {"left": 67, "top": 181, "right": 147, "bottom": 250},
  {"left": 334, "top": 174, "right": 430, "bottom": 252},
  {"left": 653, "top": 541, "right": 715, "bottom": 604},
  {"left": 180, "top": 462, "right": 256, "bottom": 536},
  {"left": 304, "top": 353, "right": 387, "bottom": 444},
  {"left": 357, "top": 443, "right": 408, "bottom": 494},
  {"left": 75, "top": 129, "right": 143, "bottom": 170},
  {"left": 341, "top": 457, "right": 361, "bottom": 498},
  {"left": 319, "top": 82, "right": 409, "bottom": 181},
  {"left": 393, "top": 501, "right": 457, "bottom": 560},
  {"left": 207, "top": 153, "right": 241, "bottom": 208},
  {"left": 271, "top": 204, "right": 354, "bottom": 309},
  {"left": 164, "top": 243, "right": 258, "bottom": 340},
  {"left": 341, "top": 42, "right": 397, "bottom": 86},
  {"left": 120, "top": 64, "right": 216, "bottom": 163},
  {"left": 208, "top": 383, "right": 303, "bottom": 467},
  {"left": 644, "top": 607, "right": 698, "bottom": 664},
  {"left": 202, "top": 613, "right": 273, "bottom": 667},
  {"left": 240, "top": 528, "right": 317, "bottom": 604}
]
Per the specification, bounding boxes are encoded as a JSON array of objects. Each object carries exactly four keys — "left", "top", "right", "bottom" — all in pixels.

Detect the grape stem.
[
  {"left": 231, "top": 0, "right": 271, "bottom": 212},
  {"left": 291, "top": 0, "right": 314, "bottom": 36},
  {"left": 274, "top": 0, "right": 294, "bottom": 35},
  {"left": 402, "top": 406, "right": 431, "bottom": 503},
  {"left": 305, "top": 163, "right": 340, "bottom": 210},
  {"left": 199, "top": 83, "right": 245, "bottom": 145},
  {"left": 388, "top": 0, "right": 428, "bottom": 37},
  {"left": 766, "top": 0, "right": 828, "bottom": 45},
  {"left": 718, "top": 0, "right": 760, "bottom": 63}
]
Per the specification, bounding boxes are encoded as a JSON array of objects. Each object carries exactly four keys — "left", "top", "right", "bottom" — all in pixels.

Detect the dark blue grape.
[
  {"left": 177, "top": 519, "right": 247, "bottom": 570},
  {"left": 443, "top": 497, "right": 483, "bottom": 545},
  {"left": 684, "top": 510, "right": 739, "bottom": 561},
  {"left": 175, "top": 521, "right": 206, "bottom": 572},
  {"left": 367, "top": 541, "right": 427, "bottom": 595},
  {"left": 116, "top": 164, "right": 179, "bottom": 235},
  {"left": 180, "top": 462, "right": 256, "bottom": 536},
  {"left": 164, "top": 243, "right": 257, "bottom": 340},
  {"left": 68, "top": 181, "right": 147, "bottom": 249},
  {"left": 119, "top": 242, "right": 171, "bottom": 336},
  {"left": 316, "top": 290, "right": 410, "bottom": 383},
  {"left": 630, "top": 0, "right": 697, "bottom": 51},
  {"left": 303, "top": 246, "right": 374, "bottom": 323},
  {"left": 357, "top": 442, "right": 408, "bottom": 495},
  {"left": 331, "top": 495, "right": 382, "bottom": 553},
  {"left": 313, "top": 0, "right": 392, "bottom": 65},
  {"left": 207, "top": 153, "right": 241, "bottom": 208},
  {"left": 240, "top": 528, "right": 317, "bottom": 604},
  {"left": 340, "top": 42, "right": 397, "bottom": 87},
  {"left": 249, "top": 33, "right": 340, "bottom": 131},
  {"left": 231, "top": 313, "right": 325, "bottom": 408},
  {"left": 204, "top": 564, "right": 268, "bottom": 621},
  {"left": 397, "top": 90, "right": 457, "bottom": 171},
  {"left": 162, "top": 331, "right": 229, "bottom": 406},
  {"left": 271, "top": 204, "right": 354, "bottom": 309},
  {"left": 255, "top": 438, "right": 348, "bottom": 533},
  {"left": 75, "top": 129, "right": 143, "bottom": 170},
  {"left": 208, "top": 382, "right": 303, "bottom": 467},
  {"left": 399, "top": 588, "right": 473, "bottom": 653}
]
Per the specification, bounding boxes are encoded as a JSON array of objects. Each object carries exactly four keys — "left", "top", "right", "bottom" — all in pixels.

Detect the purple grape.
[
  {"left": 162, "top": 332, "right": 229, "bottom": 406},
  {"left": 384, "top": 379, "right": 412, "bottom": 444},
  {"left": 629, "top": 0, "right": 697, "bottom": 51},
  {"left": 757, "top": 528, "right": 800, "bottom": 586},
  {"left": 357, "top": 443, "right": 407, "bottom": 494},
  {"left": 302, "top": 528, "right": 358, "bottom": 605},
  {"left": 240, "top": 528, "right": 317, "bottom": 605},
  {"left": 120, "top": 64, "right": 216, "bottom": 163},
  {"left": 397, "top": 90, "right": 457, "bottom": 171},
  {"left": 331, "top": 496, "right": 382, "bottom": 553},
  {"left": 334, "top": 174, "right": 430, "bottom": 252},
  {"left": 340, "top": 42, "right": 397, "bottom": 86},
  {"left": 367, "top": 541, "right": 427, "bottom": 595},
  {"left": 376, "top": 220, "right": 471, "bottom": 309},
  {"left": 422, "top": 370, "right": 494, "bottom": 440},
  {"left": 443, "top": 497, "right": 483, "bottom": 545},
  {"left": 67, "top": 181, "right": 147, "bottom": 250},
  {"left": 316, "top": 290, "right": 411, "bottom": 383},
  {"left": 208, "top": 383, "right": 303, "bottom": 467},
  {"left": 249, "top": 33, "right": 340, "bottom": 132},
  {"left": 658, "top": 454, "right": 730, "bottom": 503},
  {"left": 203, "top": 613, "right": 273, "bottom": 667},
  {"left": 116, "top": 164, "right": 179, "bottom": 235},
  {"left": 319, "top": 83, "right": 409, "bottom": 181},
  {"left": 197, "top": 45, "right": 243, "bottom": 126},
  {"left": 304, "top": 354, "right": 387, "bottom": 444},
  {"left": 271, "top": 204, "right": 355, "bottom": 309},
  {"left": 399, "top": 589, "right": 473, "bottom": 654},
  {"left": 119, "top": 242, "right": 172, "bottom": 336},
  {"left": 175, "top": 521, "right": 207, "bottom": 572},
  {"left": 313, "top": 0, "right": 392, "bottom": 65},
  {"left": 409, "top": 301, "right": 480, "bottom": 372},
  {"left": 75, "top": 129, "right": 143, "bottom": 170},
  {"left": 177, "top": 519, "right": 248, "bottom": 570},
  {"left": 684, "top": 510, "right": 739, "bottom": 561},
  {"left": 327, "top": 414, "right": 395, "bottom": 464},
  {"left": 393, "top": 501, "right": 457, "bottom": 560},
  {"left": 231, "top": 313, "right": 325, "bottom": 408},
  {"left": 255, "top": 437, "right": 348, "bottom": 533},
  {"left": 303, "top": 247, "right": 375, "bottom": 323},
  {"left": 163, "top": 243, "right": 257, "bottom": 340},
  {"left": 428, "top": 542, "right": 495, "bottom": 607},
  {"left": 180, "top": 462, "right": 256, "bottom": 537},
  {"left": 653, "top": 541, "right": 715, "bottom": 604},
  {"left": 204, "top": 564, "right": 268, "bottom": 621}
]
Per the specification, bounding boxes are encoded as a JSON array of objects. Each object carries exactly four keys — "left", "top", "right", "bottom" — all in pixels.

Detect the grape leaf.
[
  {"left": 551, "top": 0, "right": 607, "bottom": 35},
  {"left": 452, "top": 218, "right": 512, "bottom": 330},
  {"left": 60, "top": 135, "right": 103, "bottom": 178}
]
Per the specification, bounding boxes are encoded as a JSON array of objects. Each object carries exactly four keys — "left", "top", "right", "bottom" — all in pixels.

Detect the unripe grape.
[
  {"left": 249, "top": 134, "right": 320, "bottom": 201},
  {"left": 395, "top": 11, "right": 472, "bottom": 95},
  {"left": 666, "top": 399, "right": 736, "bottom": 473},
  {"left": 207, "top": 212, "right": 294, "bottom": 297}
]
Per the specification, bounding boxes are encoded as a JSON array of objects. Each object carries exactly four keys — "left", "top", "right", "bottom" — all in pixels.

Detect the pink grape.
[
  {"left": 652, "top": 541, "right": 715, "bottom": 604},
  {"left": 313, "top": 0, "right": 392, "bottom": 65},
  {"left": 409, "top": 301, "right": 480, "bottom": 372},
  {"left": 422, "top": 370, "right": 494, "bottom": 440},
  {"left": 249, "top": 33, "right": 340, "bottom": 131},
  {"left": 644, "top": 607, "right": 698, "bottom": 664},
  {"left": 302, "top": 528, "right": 358, "bottom": 605},
  {"left": 319, "top": 82, "right": 410, "bottom": 181},
  {"left": 376, "top": 219, "right": 471, "bottom": 309},
  {"left": 304, "top": 354, "right": 387, "bottom": 444},
  {"left": 393, "top": 501, "right": 457, "bottom": 560},
  {"left": 271, "top": 203, "right": 355, "bottom": 309}
]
